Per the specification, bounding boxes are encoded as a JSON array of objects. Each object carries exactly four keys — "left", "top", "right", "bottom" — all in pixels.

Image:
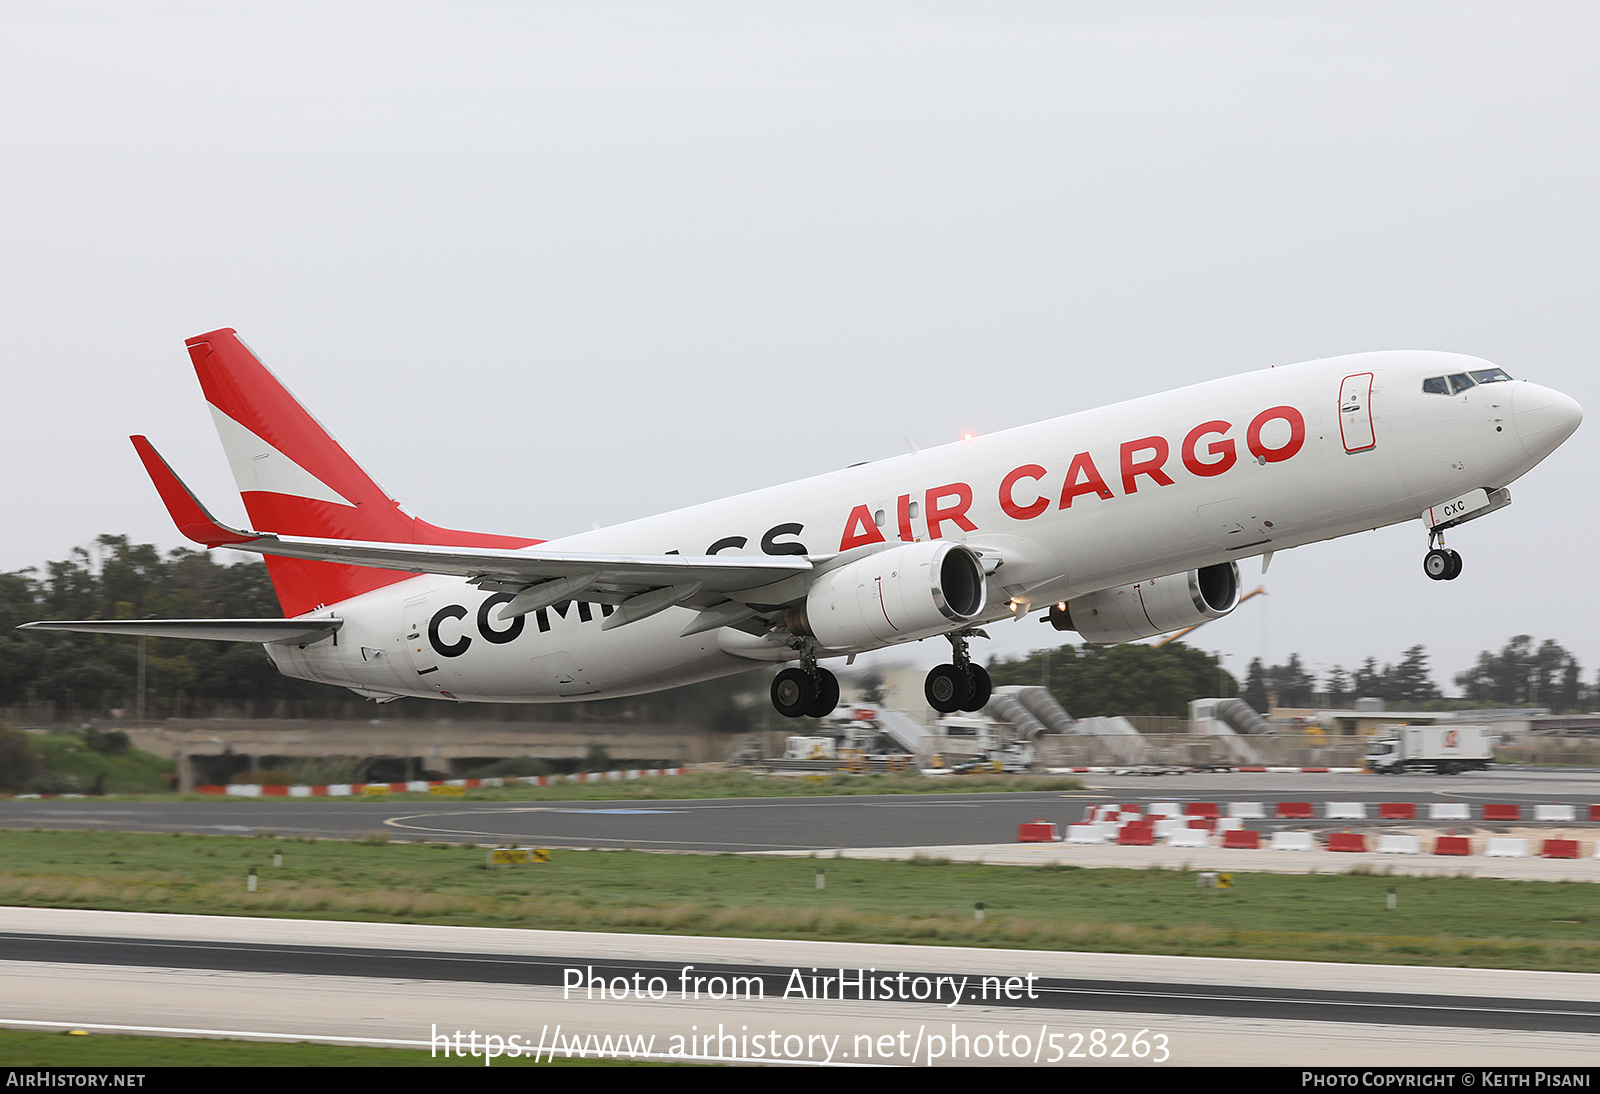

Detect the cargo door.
[{"left": 1339, "top": 372, "right": 1376, "bottom": 453}]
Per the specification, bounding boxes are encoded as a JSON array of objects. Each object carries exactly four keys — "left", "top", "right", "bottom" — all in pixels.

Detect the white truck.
[
  {"left": 783, "top": 736, "right": 836, "bottom": 761},
  {"left": 1363, "top": 724, "right": 1494, "bottom": 774}
]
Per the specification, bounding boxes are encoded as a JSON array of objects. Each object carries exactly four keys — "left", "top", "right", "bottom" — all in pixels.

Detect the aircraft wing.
[
  {"left": 18, "top": 619, "right": 343, "bottom": 644},
  {"left": 130, "top": 435, "right": 812, "bottom": 626}
]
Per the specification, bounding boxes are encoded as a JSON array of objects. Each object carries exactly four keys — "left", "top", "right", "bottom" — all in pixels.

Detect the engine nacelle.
[
  {"left": 788, "top": 541, "right": 988, "bottom": 651},
  {"left": 1046, "top": 562, "right": 1241, "bottom": 644}
]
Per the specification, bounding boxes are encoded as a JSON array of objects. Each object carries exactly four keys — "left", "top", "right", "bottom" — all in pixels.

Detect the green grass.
[
  {"left": 20, "top": 732, "right": 175, "bottom": 795},
  {"left": 1, "top": 828, "right": 1598, "bottom": 972},
  {"left": 47, "top": 769, "right": 1085, "bottom": 803}
]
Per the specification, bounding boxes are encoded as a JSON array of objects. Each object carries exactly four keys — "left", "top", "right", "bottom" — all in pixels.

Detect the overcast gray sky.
[{"left": 3, "top": 1, "right": 1596, "bottom": 695}]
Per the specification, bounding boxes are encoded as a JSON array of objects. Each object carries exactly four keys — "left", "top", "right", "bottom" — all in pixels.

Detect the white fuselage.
[{"left": 269, "top": 350, "right": 1573, "bottom": 702}]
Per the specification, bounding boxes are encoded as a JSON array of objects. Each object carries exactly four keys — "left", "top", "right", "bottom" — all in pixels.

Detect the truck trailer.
[{"left": 1363, "top": 724, "right": 1494, "bottom": 774}]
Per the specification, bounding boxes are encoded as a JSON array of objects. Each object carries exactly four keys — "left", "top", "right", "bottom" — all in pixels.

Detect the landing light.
[{"left": 962, "top": 431, "right": 975, "bottom": 442}]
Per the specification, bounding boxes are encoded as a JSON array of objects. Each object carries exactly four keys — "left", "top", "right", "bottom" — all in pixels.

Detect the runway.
[{"left": 0, "top": 908, "right": 1595, "bottom": 1066}]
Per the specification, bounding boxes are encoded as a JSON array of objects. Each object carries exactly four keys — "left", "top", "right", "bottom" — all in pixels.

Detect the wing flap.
[
  {"left": 223, "top": 535, "right": 811, "bottom": 591},
  {"left": 131, "top": 435, "right": 814, "bottom": 604}
]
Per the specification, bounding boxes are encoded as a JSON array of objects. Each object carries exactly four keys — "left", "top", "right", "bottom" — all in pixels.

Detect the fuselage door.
[
  {"left": 1339, "top": 372, "right": 1376, "bottom": 453},
  {"left": 403, "top": 595, "right": 440, "bottom": 679}
]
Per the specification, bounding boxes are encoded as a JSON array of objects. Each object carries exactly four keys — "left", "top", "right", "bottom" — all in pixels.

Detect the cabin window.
[
  {"left": 1447, "top": 373, "right": 1477, "bottom": 395},
  {"left": 1468, "top": 368, "right": 1513, "bottom": 384}
]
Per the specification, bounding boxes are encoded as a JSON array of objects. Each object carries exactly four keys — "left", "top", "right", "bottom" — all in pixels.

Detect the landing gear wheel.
[
  {"left": 771, "top": 668, "right": 817, "bottom": 719},
  {"left": 960, "top": 664, "right": 992, "bottom": 712},
  {"left": 925, "top": 664, "right": 968, "bottom": 715},
  {"left": 1443, "top": 549, "right": 1462, "bottom": 580},
  {"left": 806, "top": 668, "right": 840, "bottom": 719},
  {"left": 1423, "top": 549, "right": 1452, "bottom": 581}
]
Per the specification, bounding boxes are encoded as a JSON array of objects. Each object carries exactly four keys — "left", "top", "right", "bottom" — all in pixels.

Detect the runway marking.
[
  {"left": 546, "top": 809, "right": 687, "bottom": 815},
  {"left": 378, "top": 812, "right": 826, "bottom": 849},
  {"left": 0, "top": 1017, "right": 864, "bottom": 1065}
]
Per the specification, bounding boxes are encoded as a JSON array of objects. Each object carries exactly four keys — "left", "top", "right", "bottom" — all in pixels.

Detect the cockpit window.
[
  {"left": 1447, "top": 373, "right": 1476, "bottom": 395},
  {"left": 1468, "top": 368, "right": 1513, "bottom": 384},
  {"left": 1422, "top": 377, "right": 1449, "bottom": 395}
]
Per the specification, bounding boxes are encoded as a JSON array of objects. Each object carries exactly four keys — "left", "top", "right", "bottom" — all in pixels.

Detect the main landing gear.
[
  {"left": 1423, "top": 530, "right": 1463, "bottom": 581},
  {"left": 924, "top": 630, "right": 992, "bottom": 715},
  {"left": 771, "top": 645, "right": 841, "bottom": 720}
]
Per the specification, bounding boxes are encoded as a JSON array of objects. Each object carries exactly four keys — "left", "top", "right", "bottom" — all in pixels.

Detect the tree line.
[{"left": 1241, "top": 637, "right": 1588, "bottom": 712}]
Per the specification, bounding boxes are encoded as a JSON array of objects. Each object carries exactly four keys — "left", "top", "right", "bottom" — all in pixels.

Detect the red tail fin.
[{"left": 185, "top": 329, "right": 537, "bottom": 615}]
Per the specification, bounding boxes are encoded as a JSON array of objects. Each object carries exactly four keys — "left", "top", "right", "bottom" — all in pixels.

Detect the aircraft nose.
[{"left": 1512, "top": 382, "right": 1583, "bottom": 462}]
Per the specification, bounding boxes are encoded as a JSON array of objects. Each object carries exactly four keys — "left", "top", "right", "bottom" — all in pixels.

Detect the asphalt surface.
[{"left": 1, "top": 768, "right": 1596, "bottom": 851}]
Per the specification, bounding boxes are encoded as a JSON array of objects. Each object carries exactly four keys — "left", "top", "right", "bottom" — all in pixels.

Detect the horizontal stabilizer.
[{"left": 19, "top": 619, "right": 342, "bottom": 644}]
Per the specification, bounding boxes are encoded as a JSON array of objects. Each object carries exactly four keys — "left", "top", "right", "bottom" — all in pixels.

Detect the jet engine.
[
  {"left": 788, "top": 541, "right": 987, "bottom": 651},
  {"left": 1045, "top": 562, "right": 1241, "bottom": 644}
]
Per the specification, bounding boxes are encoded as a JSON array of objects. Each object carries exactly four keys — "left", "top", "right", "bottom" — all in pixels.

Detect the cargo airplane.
[{"left": 24, "top": 331, "right": 1582, "bottom": 718}]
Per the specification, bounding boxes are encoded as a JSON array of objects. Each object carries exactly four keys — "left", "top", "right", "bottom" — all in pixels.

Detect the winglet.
[{"left": 129, "top": 435, "right": 260, "bottom": 548}]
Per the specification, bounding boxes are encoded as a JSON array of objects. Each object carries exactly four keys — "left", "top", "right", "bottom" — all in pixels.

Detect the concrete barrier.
[
  {"left": 1276, "top": 802, "right": 1313, "bottom": 819},
  {"left": 1227, "top": 802, "right": 1266, "bottom": 819},
  {"left": 1216, "top": 817, "right": 1243, "bottom": 832},
  {"left": 1167, "top": 828, "right": 1209, "bottom": 848},
  {"left": 1377, "top": 835, "right": 1420, "bottom": 854},
  {"left": 1184, "top": 802, "right": 1220, "bottom": 818},
  {"left": 1433, "top": 836, "right": 1471, "bottom": 856},
  {"left": 1378, "top": 803, "right": 1416, "bottom": 820},
  {"left": 1271, "top": 831, "right": 1315, "bottom": 851},
  {"left": 1222, "top": 829, "right": 1261, "bottom": 849},
  {"left": 1117, "top": 824, "right": 1155, "bottom": 846},
  {"left": 1428, "top": 803, "right": 1470, "bottom": 821},
  {"left": 1153, "top": 818, "right": 1185, "bottom": 838},
  {"left": 1483, "top": 804, "right": 1521, "bottom": 821},
  {"left": 1541, "top": 839, "right": 1580, "bottom": 859},
  {"left": 1325, "top": 802, "right": 1365, "bottom": 820},
  {"left": 1485, "top": 838, "right": 1529, "bottom": 858},
  {"left": 1148, "top": 802, "right": 1180, "bottom": 817},
  {"left": 1535, "top": 805, "right": 1576, "bottom": 822},
  {"left": 1066, "top": 825, "right": 1109, "bottom": 844},
  {"left": 1017, "top": 820, "right": 1059, "bottom": 843},
  {"left": 1326, "top": 832, "right": 1368, "bottom": 852}
]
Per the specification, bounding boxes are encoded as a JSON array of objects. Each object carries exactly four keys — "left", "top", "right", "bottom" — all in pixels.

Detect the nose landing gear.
[{"left": 1423, "top": 531, "right": 1463, "bottom": 581}]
